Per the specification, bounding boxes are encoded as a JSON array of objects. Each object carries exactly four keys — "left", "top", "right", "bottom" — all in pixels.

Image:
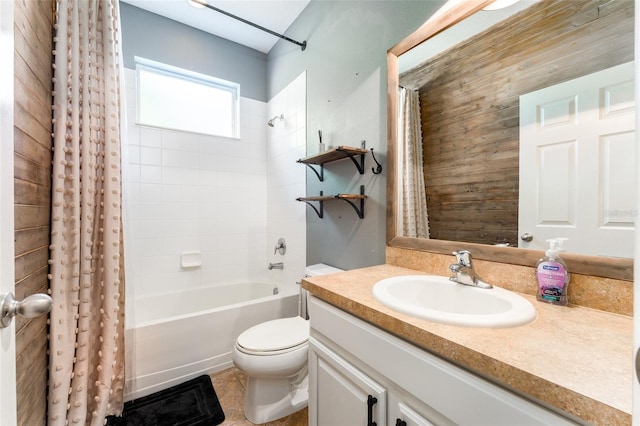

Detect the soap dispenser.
[{"left": 535, "top": 238, "right": 569, "bottom": 306}]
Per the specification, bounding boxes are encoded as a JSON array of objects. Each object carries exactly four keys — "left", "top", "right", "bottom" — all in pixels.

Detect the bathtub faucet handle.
[
  {"left": 274, "top": 237, "right": 286, "bottom": 255},
  {"left": 268, "top": 262, "right": 284, "bottom": 270}
]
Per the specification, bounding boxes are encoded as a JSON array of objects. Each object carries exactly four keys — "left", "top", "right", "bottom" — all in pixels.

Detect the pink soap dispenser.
[{"left": 535, "top": 238, "right": 570, "bottom": 306}]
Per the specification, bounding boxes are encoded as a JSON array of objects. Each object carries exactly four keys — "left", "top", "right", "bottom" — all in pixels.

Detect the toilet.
[{"left": 232, "top": 263, "right": 343, "bottom": 424}]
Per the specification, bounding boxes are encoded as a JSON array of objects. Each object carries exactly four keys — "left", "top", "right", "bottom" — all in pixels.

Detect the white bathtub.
[{"left": 125, "top": 282, "right": 299, "bottom": 400}]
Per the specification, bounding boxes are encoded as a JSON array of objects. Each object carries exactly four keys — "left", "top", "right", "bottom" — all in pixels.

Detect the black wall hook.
[{"left": 370, "top": 148, "right": 383, "bottom": 174}]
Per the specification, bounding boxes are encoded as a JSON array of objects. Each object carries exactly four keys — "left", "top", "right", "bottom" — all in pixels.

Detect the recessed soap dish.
[{"left": 181, "top": 251, "right": 202, "bottom": 269}]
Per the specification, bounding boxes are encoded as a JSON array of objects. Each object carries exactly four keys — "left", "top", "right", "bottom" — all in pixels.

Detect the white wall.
[
  {"left": 265, "top": 72, "right": 307, "bottom": 291},
  {"left": 267, "top": 1, "right": 443, "bottom": 269},
  {"left": 123, "top": 67, "right": 306, "bottom": 304}
]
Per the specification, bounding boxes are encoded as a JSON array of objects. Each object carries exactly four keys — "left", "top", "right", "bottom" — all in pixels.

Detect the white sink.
[{"left": 372, "top": 275, "right": 536, "bottom": 328}]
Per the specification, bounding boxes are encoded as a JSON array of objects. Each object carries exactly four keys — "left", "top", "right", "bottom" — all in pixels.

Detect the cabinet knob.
[{"left": 396, "top": 420, "right": 407, "bottom": 426}]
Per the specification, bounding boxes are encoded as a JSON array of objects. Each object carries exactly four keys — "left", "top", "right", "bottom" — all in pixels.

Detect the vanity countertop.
[{"left": 301, "top": 264, "right": 632, "bottom": 425}]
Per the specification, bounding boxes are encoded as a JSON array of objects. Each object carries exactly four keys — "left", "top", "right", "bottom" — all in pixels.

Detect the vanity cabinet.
[{"left": 308, "top": 296, "right": 576, "bottom": 426}]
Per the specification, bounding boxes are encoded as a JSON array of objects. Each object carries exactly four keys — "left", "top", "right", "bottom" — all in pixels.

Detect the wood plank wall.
[
  {"left": 13, "top": 0, "right": 53, "bottom": 424},
  {"left": 400, "top": 0, "right": 633, "bottom": 246}
]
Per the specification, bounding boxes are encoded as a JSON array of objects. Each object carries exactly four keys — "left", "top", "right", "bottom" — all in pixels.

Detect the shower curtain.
[
  {"left": 48, "top": 1, "right": 126, "bottom": 424},
  {"left": 398, "top": 87, "right": 430, "bottom": 238}
]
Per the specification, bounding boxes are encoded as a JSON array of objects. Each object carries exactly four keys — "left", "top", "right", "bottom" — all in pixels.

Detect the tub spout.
[{"left": 268, "top": 262, "right": 284, "bottom": 270}]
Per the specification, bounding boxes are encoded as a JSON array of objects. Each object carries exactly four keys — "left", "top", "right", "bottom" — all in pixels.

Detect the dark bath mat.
[{"left": 106, "top": 375, "right": 225, "bottom": 426}]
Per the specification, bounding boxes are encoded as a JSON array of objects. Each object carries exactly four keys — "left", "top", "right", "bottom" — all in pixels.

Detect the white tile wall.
[
  {"left": 122, "top": 68, "right": 306, "bottom": 304},
  {"left": 266, "top": 72, "right": 307, "bottom": 290}
]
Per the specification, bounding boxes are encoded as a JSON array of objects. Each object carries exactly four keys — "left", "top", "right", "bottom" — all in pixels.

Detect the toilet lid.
[{"left": 237, "top": 316, "right": 309, "bottom": 353}]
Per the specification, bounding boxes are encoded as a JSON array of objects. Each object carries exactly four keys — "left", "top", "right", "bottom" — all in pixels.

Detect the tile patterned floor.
[{"left": 210, "top": 368, "right": 308, "bottom": 426}]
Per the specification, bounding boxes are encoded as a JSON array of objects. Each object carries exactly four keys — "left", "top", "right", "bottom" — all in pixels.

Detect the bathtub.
[{"left": 125, "top": 282, "right": 299, "bottom": 400}]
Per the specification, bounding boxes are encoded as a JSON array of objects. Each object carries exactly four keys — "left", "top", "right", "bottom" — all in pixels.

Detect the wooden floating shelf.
[
  {"left": 297, "top": 146, "right": 368, "bottom": 165},
  {"left": 297, "top": 145, "right": 369, "bottom": 181},
  {"left": 335, "top": 193, "right": 367, "bottom": 201},
  {"left": 297, "top": 186, "right": 367, "bottom": 219},
  {"left": 296, "top": 193, "right": 367, "bottom": 202}
]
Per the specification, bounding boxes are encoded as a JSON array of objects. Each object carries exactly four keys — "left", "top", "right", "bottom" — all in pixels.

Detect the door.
[
  {"left": 309, "top": 337, "right": 386, "bottom": 426},
  {"left": 0, "top": 0, "right": 17, "bottom": 423},
  {"left": 519, "top": 62, "right": 635, "bottom": 257},
  {"left": 634, "top": 3, "right": 640, "bottom": 422}
]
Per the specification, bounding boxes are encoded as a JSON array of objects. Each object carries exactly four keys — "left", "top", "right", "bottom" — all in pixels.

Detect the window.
[{"left": 135, "top": 57, "right": 240, "bottom": 138}]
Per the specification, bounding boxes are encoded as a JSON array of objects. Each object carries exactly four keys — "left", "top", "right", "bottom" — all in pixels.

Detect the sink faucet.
[{"left": 449, "top": 250, "right": 492, "bottom": 289}]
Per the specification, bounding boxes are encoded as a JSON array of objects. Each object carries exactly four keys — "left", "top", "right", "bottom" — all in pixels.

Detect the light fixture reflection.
[
  {"left": 188, "top": 0, "right": 205, "bottom": 9},
  {"left": 483, "top": 0, "right": 521, "bottom": 10}
]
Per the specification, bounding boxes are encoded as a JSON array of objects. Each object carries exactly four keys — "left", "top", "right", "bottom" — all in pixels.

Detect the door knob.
[
  {"left": 520, "top": 232, "right": 534, "bottom": 242},
  {"left": 0, "top": 292, "right": 52, "bottom": 328},
  {"left": 636, "top": 347, "right": 640, "bottom": 384}
]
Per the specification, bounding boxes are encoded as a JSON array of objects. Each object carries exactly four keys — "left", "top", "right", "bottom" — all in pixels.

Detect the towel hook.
[{"left": 370, "top": 148, "right": 382, "bottom": 174}]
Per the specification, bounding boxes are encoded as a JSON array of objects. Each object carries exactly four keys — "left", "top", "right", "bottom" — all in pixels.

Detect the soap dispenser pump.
[{"left": 535, "top": 238, "right": 570, "bottom": 306}]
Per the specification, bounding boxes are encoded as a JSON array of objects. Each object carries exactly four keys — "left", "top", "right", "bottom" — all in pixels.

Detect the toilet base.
[{"left": 244, "top": 371, "right": 308, "bottom": 424}]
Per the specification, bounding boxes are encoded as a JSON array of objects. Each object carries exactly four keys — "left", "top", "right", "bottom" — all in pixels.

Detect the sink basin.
[{"left": 372, "top": 275, "right": 536, "bottom": 328}]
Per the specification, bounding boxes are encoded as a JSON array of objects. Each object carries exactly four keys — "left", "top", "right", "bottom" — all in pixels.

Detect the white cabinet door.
[
  {"left": 388, "top": 396, "right": 439, "bottom": 426},
  {"left": 309, "top": 337, "right": 386, "bottom": 426},
  {"left": 519, "top": 61, "right": 635, "bottom": 257}
]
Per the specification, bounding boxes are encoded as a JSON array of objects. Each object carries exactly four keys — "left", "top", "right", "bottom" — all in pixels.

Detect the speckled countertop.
[{"left": 302, "top": 264, "right": 632, "bottom": 425}]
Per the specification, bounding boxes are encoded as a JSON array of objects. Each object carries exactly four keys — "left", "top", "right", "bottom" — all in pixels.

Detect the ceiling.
[{"left": 120, "top": 0, "right": 310, "bottom": 54}]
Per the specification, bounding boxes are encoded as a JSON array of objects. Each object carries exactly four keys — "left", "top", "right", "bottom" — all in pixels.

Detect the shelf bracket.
[
  {"left": 336, "top": 185, "right": 365, "bottom": 219},
  {"left": 296, "top": 192, "right": 324, "bottom": 218},
  {"left": 336, "top": 147, "right": 365, "bottom": 175},
  {"left": 299, "top": 162, "right": 325, "bottom": 182}
]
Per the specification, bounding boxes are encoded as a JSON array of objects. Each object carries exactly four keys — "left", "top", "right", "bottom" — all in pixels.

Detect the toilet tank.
[
  {"left": 300, "top": 263, "right": 344, "bottom": 319},
  {"left": 304, "top": 263, "right": 344, "bottom": 277}
]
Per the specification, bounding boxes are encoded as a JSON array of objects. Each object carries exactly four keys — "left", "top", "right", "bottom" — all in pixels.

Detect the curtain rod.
[{"left": 191, "top": 0, "right": 307, "bottom": 51}]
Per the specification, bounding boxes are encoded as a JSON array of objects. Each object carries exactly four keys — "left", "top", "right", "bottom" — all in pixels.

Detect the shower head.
[{"left": 267, "top": 114, "right": 284, "bottom": 127}]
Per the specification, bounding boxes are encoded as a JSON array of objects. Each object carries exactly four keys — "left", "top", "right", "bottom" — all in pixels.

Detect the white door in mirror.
[
  {"left": 372, "top": 275, "right": 536, "bottom": 328},
  {"left": 519, "top": 61, "right": 635, "bottom": 257}
]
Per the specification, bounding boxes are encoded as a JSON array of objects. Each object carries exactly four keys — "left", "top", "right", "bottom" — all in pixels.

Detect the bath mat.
[{"left": 106, "top": 375, "right": 225, "bottom": 426}]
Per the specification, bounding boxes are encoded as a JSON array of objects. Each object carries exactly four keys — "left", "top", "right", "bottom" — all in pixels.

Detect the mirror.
[{"left": 386, "top": 0, "right": 634, "bottom": 280}]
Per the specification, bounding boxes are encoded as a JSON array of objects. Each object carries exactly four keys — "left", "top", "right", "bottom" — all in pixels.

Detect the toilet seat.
[{"left": 236, "top": 316, "right": 309, "bottom": 356}]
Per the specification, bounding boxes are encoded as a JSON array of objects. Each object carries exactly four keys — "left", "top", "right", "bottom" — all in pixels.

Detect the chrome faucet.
[
  {"left": 449, "top": 250, "right": 492, "bottom": 289},
  {"left": 268, "top": 262, "right": 284, "bottom": 270}
]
